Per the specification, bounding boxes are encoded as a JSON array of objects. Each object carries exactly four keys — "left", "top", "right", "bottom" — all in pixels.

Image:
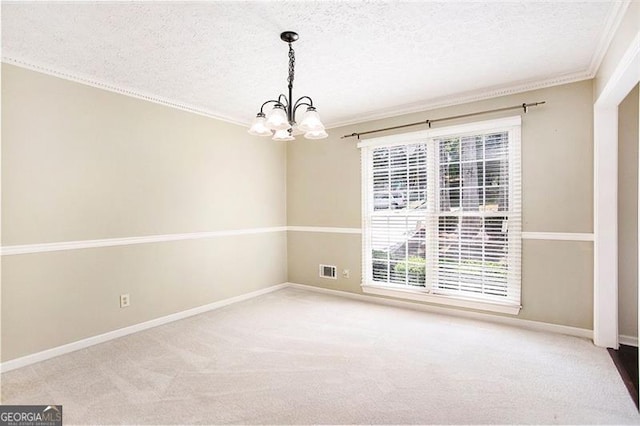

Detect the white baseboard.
[
  {"left": 1, "top": 281, "right": 596, "bottom": 373},
  {"left": 619, "top": 335, "right": 639, "bottom": 347},
  {"left": 362, "top": 284, "right": 521, "bottom": 315},
  {"left": 285, "top": 282, "right": 593, "bottom": 340},
  {"left": 0, "top": 283, "right": 288, "bottom": 373}
]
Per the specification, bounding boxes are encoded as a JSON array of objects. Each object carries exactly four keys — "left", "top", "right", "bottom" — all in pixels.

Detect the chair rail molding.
[
  {"left": 1, "top": 228, "right": 596, "bottom": 256},
  {"left": 1, "top": 226, "right": 288, "bottom": 256}
]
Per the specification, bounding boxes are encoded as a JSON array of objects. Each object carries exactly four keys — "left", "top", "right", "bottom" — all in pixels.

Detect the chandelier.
[{"left": 248, "top": 31, "right": 328, "bottom": 141}]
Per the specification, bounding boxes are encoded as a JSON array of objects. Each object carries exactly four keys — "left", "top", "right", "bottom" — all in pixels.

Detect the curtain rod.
[{"left": 340, "top": 101, "right": 546, "bottom": 139}]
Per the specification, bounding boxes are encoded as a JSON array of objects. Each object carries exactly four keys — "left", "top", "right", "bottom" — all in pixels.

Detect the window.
[{"left": 360, "top": 116, "right": 521, "bottom": 314}]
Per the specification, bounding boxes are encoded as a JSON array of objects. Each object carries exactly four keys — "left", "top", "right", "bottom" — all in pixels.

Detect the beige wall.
[
  {"left": 1, "top": 64, "right": 287, "bottom": 361},
  {"left": 2, "top": 234, "right": 286, "bottom": 361},
  {"left": 2, "top": 65, "right": 286, "bottom": 245},
  {"left": 618, "top": 84, "right": 639, "bottom": 339},
  {"left": 288, "top": 80, "right": 595, "bottom": 329},
  {"left": 0, "top": 65, "right": 605, "bottom": 361}
]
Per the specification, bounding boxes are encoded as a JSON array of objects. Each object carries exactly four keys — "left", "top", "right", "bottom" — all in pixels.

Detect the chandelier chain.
[{"left": 287, "top": 43, "right": 295, "bottom": 87}]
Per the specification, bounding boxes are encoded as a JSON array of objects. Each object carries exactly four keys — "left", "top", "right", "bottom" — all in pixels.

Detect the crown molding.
[
  {"left": 587, "top": 0, "right": 632, "bottom": 76},
  {"left": 2, "top": 57, "right": 248, "bottom": 127},
  {"left": 5, "top": 0, "right": 629, "bottom": 132},
  {"left": 325, "top": 70, "right": 594, "bottom": 129},
  {"left": 6, "top": 55, "right": 593, "bottom": 131},
  {"left": 326, "top": 1, "right": 631, "bottom": 130}
]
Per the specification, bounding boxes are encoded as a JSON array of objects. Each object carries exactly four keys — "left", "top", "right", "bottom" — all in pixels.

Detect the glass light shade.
[
  {"left": 265, "top": 105, "right": 290, "bottom": 130},
  {"left": 247, "top": 114, "right": 273, "bottom": 137},
  {"left": 298, "top": 107, "right": 325, "bottom": 132},
  {"left": 304, "top": 129, "right": 328, "bottom": 140},
  {"left": 272, "top": 129, "right": 295, "bottom": 141},
  {"left": 288, "top": 125, "right": 306, "bottom": 136}
]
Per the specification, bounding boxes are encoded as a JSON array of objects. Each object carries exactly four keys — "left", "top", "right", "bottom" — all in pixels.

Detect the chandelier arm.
[
  {"left": 292, "top": 101, "right": 313, "bottom": 117},
  {"left": 277, "top": 94, "right": 290, "bottom": 108},
  {"left": 259, "top": 99, "right": 284, "bottom": 114},
  {"left": 293, "top": 96, "right": 314, "bottom": 111}
]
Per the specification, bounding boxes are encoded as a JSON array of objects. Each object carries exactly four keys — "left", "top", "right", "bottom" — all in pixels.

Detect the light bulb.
[
  {"left": 265, "top": 105, "right": 290, "bottom": 130},
  {"left": 298, "top": 107, "right": 325, "bottom": 132},
  {"left": 247, "top": 113, "right": 273, "bottom": 137}
]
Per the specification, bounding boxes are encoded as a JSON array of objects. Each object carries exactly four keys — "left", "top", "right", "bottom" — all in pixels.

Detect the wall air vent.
[{"left": 319, "top": 264, "right": 337, "bottom": 279}]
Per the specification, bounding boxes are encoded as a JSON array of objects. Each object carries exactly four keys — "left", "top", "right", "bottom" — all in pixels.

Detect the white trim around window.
[
  {"left": 361, "top": 284, "right": 521, "bottom": 315},
  {"left": 360, "top": 116, "right": 522, "bottom": 315}
]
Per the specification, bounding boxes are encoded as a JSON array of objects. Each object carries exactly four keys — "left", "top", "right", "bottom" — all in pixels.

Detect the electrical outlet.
[
  {"left": 120, "top": 293, "right": 130, "bottom": 308},
  {"left": 342, "top": 269, "right": 350, "bottom": 279}
]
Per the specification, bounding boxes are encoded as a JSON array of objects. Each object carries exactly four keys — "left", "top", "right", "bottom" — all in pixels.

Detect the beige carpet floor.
[{"left": 2, "top": 287, "right": 639, "bottom": 425}]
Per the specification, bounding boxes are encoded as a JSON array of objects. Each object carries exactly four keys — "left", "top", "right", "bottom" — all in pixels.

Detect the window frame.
[{"left": 359, "top": 116, "right": 522, "bottom": 315}]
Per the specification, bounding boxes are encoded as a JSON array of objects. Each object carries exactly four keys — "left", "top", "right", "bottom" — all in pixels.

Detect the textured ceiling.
[{"left": 1, "top": 1, "right": 621, "bottom": 127}]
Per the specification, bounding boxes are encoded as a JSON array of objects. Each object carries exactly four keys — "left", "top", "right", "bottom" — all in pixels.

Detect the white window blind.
[{"left": 361, "top": 116, "right": 521, "bottom": 311}]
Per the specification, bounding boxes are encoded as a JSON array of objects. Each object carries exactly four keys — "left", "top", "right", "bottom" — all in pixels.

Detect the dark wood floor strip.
[{"left": 608, "top": 345, "right": 639, "bottom": 409}]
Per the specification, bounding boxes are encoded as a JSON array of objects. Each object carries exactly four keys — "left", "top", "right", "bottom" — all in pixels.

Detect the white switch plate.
[
  {"left": 342, "top": 269, "right": 350, "bottom": 279},
  {"left": 120, "top": 293, "right": 130, "bottom": 308}
]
